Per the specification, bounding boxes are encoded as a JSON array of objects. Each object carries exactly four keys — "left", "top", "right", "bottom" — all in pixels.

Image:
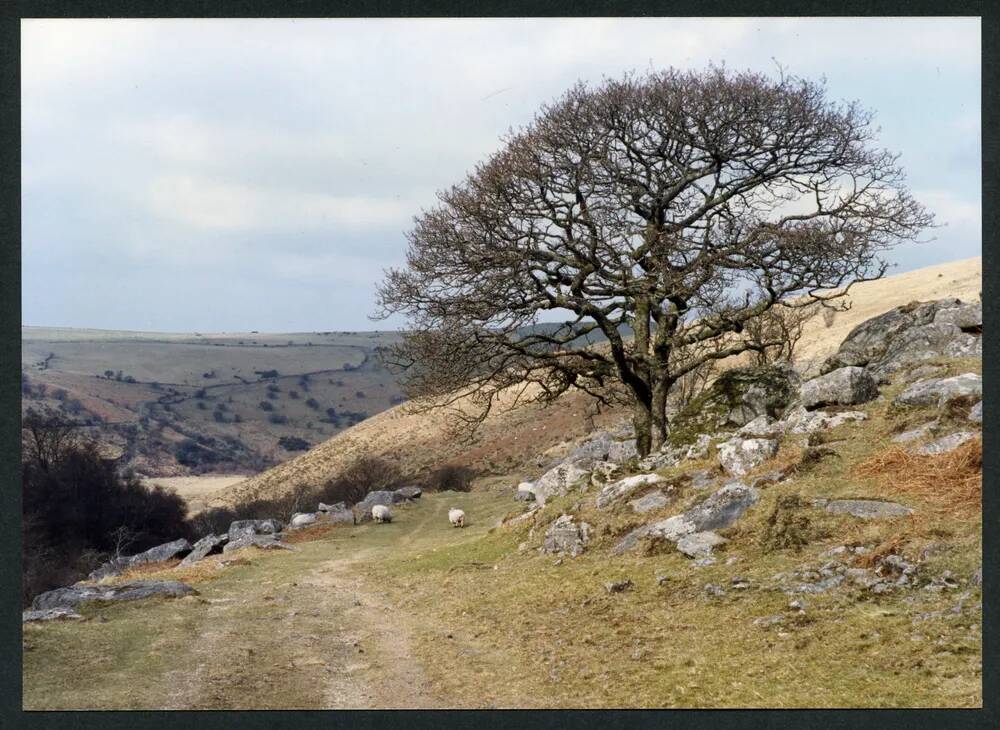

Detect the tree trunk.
[
  {"left": 650, "top": 379, "right": 669, "bottom": 453},
  {"left": 633, "top": 399, "right": 653, "bottom": 458}
]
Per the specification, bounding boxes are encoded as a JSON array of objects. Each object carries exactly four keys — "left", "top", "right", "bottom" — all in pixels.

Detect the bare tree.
[
  {"left": 376, "top": 67, "right": 932, "bottom": 456},
  {"left": 743, "top": 301, "right": 821, "bottom": 367}
]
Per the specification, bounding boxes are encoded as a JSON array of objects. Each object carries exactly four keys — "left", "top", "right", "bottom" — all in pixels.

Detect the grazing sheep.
[
  {"left": 448, "top": 508, "right": 466, "bottom": 528},
  {"left": 371, "top": 504, "right": 392, "bottom": 524}
]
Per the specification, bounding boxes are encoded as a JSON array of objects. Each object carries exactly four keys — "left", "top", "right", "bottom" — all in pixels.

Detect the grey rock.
[
  {"left": 752, "top": 614, "right": 785, "bottom": 627},
  {"left": 704, "top": 583, "right": 726, "bottom": 597},
  {"left": 228, "top": 519, "right": 282, "bottom": 542},
  {"left": 718, "top": 437, "right": 779, "bottom": 476},
  {"left": 933, "top": 302, "right": 981, "bottom": 330},
  {"left": 895, "top": 373, "right": 982, "bottom": 408},
  {"left": 683, "top": 434, "right": 714, "bottom": 461},
  {"left": 596, "top": 473, "right": 667, "bottom": 509},
  {"left": 613, "top": 482, "right": 759, "bottom": 555},
  {"left": 317, "top": 509, "right": 355, "bottom": 525},
  {"left": 32, "top": 580, "right": 195, "bottom": 610},
  {"left": 318, "top": 501, "right": 347, "bottom": 513},
  {"left": 604, "top": 579, "right": 633, "bottom": 594},
  {"left": 290, "top": 513, "right": 317, "bottom": 528},
  {"left": 892, "top": 421, "right": 938, "bottom": 444},
  {"left": 903, "top": 364, "right": 948, "bottom": 383},
  {"left": 969, "top": 401, "right": 982, "bottom": 424},
  {"left": 692, "top": 557, "right": 717, "bottom": 567},
  {"left": 23, "top": 607, "right": 84, "bottom": 622},
  {"left": 916, "top": 431, "right": 977, "bottom": 456},
  {"left": 736, "top": 415, "right": 784, "bottom": 440},
  {"left": 822, "top": 299, "right": 981, "bottom": 378},
  {"left": 223, "top": 534, "right": 296, "bottom": 553},
  {"left": 393, "top": 486, "right": 423, "bottom": 501},
  {"left": 687, "top": 468, "right": 719, "bottom": 490},
  {"left": 527, "top": 462, "right": 591, "bottom": 506},
  {"left": 781, "top": 406, "right": 867, "bottom": 434},
  {"left": 178, "top": 533, "right": 228, "bottom": 568},
  {"left": 88, "top": 538, "right": 193, "bottom": 581},
  {"left": 629, "top": 490, "right": 669, "bottom": 514},
  {"left": 353, "top": 491, "right": 396, "bottom": 520},
  {"left": 515, "top": 482, "right": 537, "bottom": 501},
  {"left": 607, "top": 439, "right": 639, "bottom": 464},
  {"left": 799, "top": 367, "right": 879, "bottom": 409},
  {"left": 676, "top": 531, "right": 727, "bottom": 558},
  {"left": 568, "top": 430, "right": 614, "bottom": 466},
  {"left": 638, "top": 446, "right": 681, "bottom": 471},
  {"left": 541, "top": 515, "right": 591, "bottom": 557},
  {"left": 825, "top": 499, "right": 914, "bottom": 520}
]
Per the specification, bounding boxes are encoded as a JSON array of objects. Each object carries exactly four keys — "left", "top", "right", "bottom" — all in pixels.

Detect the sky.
[{"left": 21, "top": 17, "right": 981, "bottom": 333}]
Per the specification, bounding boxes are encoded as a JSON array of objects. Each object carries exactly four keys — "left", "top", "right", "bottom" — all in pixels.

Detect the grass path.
[{"left": 22, "top": 491, "right": 513, "bottom": 710}]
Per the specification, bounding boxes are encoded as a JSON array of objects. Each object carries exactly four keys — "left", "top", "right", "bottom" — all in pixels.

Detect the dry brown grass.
[
  {"left": 283, "top": 523, "right": 347, "bottom": 544},
  {"left": 853, "top": 437, "right": 982, "bottom": 517}
]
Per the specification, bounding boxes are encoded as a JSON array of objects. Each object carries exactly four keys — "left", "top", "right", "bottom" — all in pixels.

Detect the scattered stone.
[
  {"left": 596, "top": 473, "right": 666, "bottom": 509},
  {"left": 687, "top": 468, "right": 719, "bottom": 490},
  {"left": 799, "top": 366, "right": 880, "bottom": 409},
  {"left": 22, "top": 607, "right": 83, "bottom": 622},
  {"left": 613, "top": 482, "right": 760, "bottom": 555},
  {"left": 825, "top": 499, "right": 914, "bottom": 520},
  {"left": 567, "top": 430, "right": 615, "bottom": 466},
  {"left": 394, "top": 486, "right": 422, "bottom": 501},
  {"left": 683, "top": 434, "right": 714, "bottom": 461},
  {"left": 88, "top": 538, "right": 193, "bottom": 581},
  {"left": 515, "top": 482, "right": 536, "bottom": 501},
  {"left": 317, "top": 508, "right": 355, "bottom": 526},
  {"left": 916, "top": 431, "right": 977, "bottom": 456},
  {"left": 318, "top": 502, "right": 347, "bottom": 513},
  {"left": 527, "top": 462, "right": 592, "bottom": 506},
  {"left": 752, "top": 614, "right": 785, "bottom": 627},
  {"left": 676, "top": 531, "right": 727, "bottom": 558},
  {"left": 891, "top": 421, "right": 938, "bottom": 444},
  {"left": 290, "top": 513, "right": 317, "bottom": 529},
  {"left": 703, "top": 583, "right": 726, "bottom": 597},
  {"left": 894, "top": 373, "right": 982, "bottom": 408},
  {"left": 737, "top": 415, "right": 784, "bottom": 439},
  {"left": 718, "top": 437, "right": 779, "bottom": 476},
  {"left": 179, "top": 533, "right": 228, "bottom": 568},
  {"left": 924, "top": 571, "right": 960, "bottom": 592},
  {"left": 541, "top": 515, "right": 591, "bottom": 557},
  {"left": 692, "top": 557, "right": 717, "bottom": 567},
  {"left": 32, "top": 580, "right": 196, "bottom": 610},
  {"left": 629, "top": 490, "right": 669, "bottom": 514},
  {"left": 730, "top": 576, "right": 751, "bottom": 590},
  {"left": 968, "top": 401, "right": 982, "bottom": 424},
  {"left": 223, "top": 534, "right": 296, "bottom": 553},
  {"left": 780, "top": 406, "right": 868, "bottom": 434},
  {"left": 604, "top": 579, "right": 634, "bottom": 594},
  {"left": 788, "top": 599, "right": 806, "bottom": 611},
  {"left": 655, "top": 574, "right": 671, "bottom": 587},
  {"left": 228, "top": 519, "right": 282, "bottom": 542}
]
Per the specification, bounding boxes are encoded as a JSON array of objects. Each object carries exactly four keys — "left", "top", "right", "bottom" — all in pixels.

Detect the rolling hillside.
[
  {"left": 21, "top": 328, "right": 405, "bottom": 476},
  {"left": 212, "top": 256, "right": 981, "bottom": 509}
]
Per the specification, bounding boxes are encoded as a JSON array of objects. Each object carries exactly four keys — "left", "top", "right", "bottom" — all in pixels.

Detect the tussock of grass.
[{"left": 853, "top": 437, "right": 982, "bottom": 517}]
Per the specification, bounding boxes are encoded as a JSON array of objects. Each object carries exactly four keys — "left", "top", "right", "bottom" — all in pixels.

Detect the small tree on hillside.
[{"left": 375, "top": 67, "right": 932, "bottom": 456}]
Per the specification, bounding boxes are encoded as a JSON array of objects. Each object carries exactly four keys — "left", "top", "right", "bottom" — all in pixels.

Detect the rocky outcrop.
[
  {"left": 541, "top": 515, "right": 591, "bottom": 557},
  {"left": 317, "top": 508, "right": 355, "bottom": 525},
  {"left": 916, "top": 431, "right": 978, "bottom": 456},
  {"left": 318, "top": 501, "right": 347, "bottom": 513},
  {"left": 290, "top": 513, "right": 317, "bottom": 528},
  {"left": 596, "top": 473, "right": 667, "bottom": 509},
  {"left": 394, "top": 486, "right": 423, "bottom": 501},
  {"left": 779, "top": 407, "right": 867, "bottom": 435},
  {"left": 32, "top": 580, "right": 196, "bottom": 610},
  {"left": 178, "top": 533, "right": 228, "bottom": 568},
  {"left": 824, "top": 499, "right": 913, "bottom": 520},
  {"left": 88, "top": 538, "right": 193, "bottom": 581},
  {"left": 613, "top": 482, "right": 759, "bottom": 555},
  {"left": 717, "top": 438, "right": 779, "bottom": 476},
  {"left": 22, "top": 607, "right": 84, "bottom": 623},
  {"left": 821, "top": 298, "right": 982, "bottom": 380},
  {"left": 228, "top": 519, "right": 282, "bottom": 542},
  {"left": 629, "top": 490, "right": 669, "bottom": 514},
  {"left": 223, "top": 534, "right": 297, "bottom": 553},
  {"left": 668, "top": 365, "right": 800, "bottom": 444},
  {"left": 522, "top": 462, "right": 591, "bottom": 506},
  {"left": 798, "top": 367, "right": 879, "bottom": 409},
  {"left": 894, "top": 373, "right": 982, "bottom": 408},
  {"left": 353, "top": 491, "right": 397, "bottom": 522}
]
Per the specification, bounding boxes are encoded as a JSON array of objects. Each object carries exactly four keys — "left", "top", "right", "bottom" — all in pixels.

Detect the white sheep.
[
  {"left": 448, "top": 508, "right": 466, "bottom": 528},
  {"left": 371, "top": 504, "right": 392, "bottom": 524}
]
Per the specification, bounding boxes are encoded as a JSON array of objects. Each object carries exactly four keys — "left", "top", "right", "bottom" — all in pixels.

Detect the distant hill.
[
  {"left": 212, "top": 256, "right": 981, "bottom": 508},
  {"left": 20, "top": 328, "right": 406, "bottom": 476}
]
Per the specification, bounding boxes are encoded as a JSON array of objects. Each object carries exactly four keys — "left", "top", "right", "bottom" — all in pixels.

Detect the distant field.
[
  {"left": 144, "top": 475, "right": 248, "bottom": 515},
  {"left": 21, "top": 328, "right": 405, "bottom": 477}
]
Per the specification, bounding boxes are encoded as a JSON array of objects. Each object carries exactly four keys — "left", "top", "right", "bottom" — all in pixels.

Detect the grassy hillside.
[
  {"left": 21, "top": 328, "right": 405, "bottom": 476},
  {"left": 215, "top": 256, "right": 981, "bottom": 509}
]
